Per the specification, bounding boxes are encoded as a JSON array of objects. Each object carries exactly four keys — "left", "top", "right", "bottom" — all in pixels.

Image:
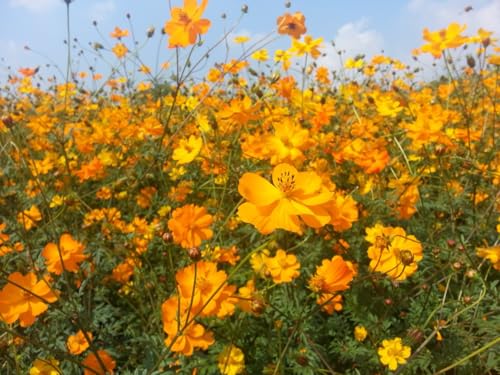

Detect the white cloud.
[
  {"left": 317, "top": 19, "right": 384, "bottom": 70},
  {"left": 89, "top": 0, "right": 116, "bottom": 23},
  {"left": 9, "top": 0, "right": 60, "bottom": 12}
]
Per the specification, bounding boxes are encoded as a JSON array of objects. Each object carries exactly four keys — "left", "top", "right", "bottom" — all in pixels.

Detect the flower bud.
[
  {"left": 188, "top": 247, "right": 201, "bottom": 261},
  {"left": 241, "top": 4, "right": 248, "bottom": 13}
]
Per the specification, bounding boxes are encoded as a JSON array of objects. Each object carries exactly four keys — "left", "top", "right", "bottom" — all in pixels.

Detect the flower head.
[
  {"left": 67, "top": 330, "right": 93, "bottom": 355},
  {"left": 309, "top": 255, "right": 355, "bottom": 294},
  {"left": 161, "top": 295, "right": 215, "bottom": 356},
  {"left": 164, "top": 0, "right": 211, "bottom": 48},
  {"left": 366, "top": 224, "right": 423, "bottom": 281},
  {"left": 238, "top": 163, "right": 333, "bottom": 234},
  {"left": 168, "top": 204, "right": 213, "bottom": 248},
  {"left": 354, "top": 326, "right": 368, "bottom": 342},
  {"left": 218, "top": 345, "right": 245, "bottom": 375},
  {"left": 0, "top": 272, "right": 58, "bottom": 327},
  {"left": 277, "top": 12, "right": 306, "bottom": 39},
  {"left": 42, "top": 233, "right": 88, "bottom": 275},
  {"left": 378, "top": 337, "right": 411, "bottom": 371},
  {"left": 263, "top": 249, "right": 300, "bottom": 284},
  {"left": 476, "top": 246, "right": 500, "bottom": 270},
  {"left": 17, "top": 205, "right": 42, "bottom": 231},
  {"left": 172, "top": 135, "right": 202, "bottom": 164},
  {"left": 29, "top": 358, "right": 60, "bottom": 375},
  {"left": 82, "top": 350, "right": 116, "bottom": 375}
]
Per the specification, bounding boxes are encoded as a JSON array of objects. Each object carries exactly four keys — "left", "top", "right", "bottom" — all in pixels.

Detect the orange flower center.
[
  {"left": 400, "top": 250, "right": 414, "bottom": 266},
  {"left": 178, "top": 11, "right": 191, "bottom": 25},
  {"left": 196, "top": 275, "right": 212, "bottom": 295},
  {"left": 276, "top": 171, "right": 296, "bottom": 193}
]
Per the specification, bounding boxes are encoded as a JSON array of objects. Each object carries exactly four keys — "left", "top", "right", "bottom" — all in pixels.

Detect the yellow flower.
[
  {"left": 251, "top": 49, "right": 269, "bottom": 62},
  {"left": 354, "top": 326, "right": 368, "bottom": 342},
  {"left": 218, "top": 345, "right": 245, "bottom": 375},
  {"left": 238, "top": 163, "right": 333, "bottom": 234},
  {"left": 29, "top": 358, "right": 60, "bottom": 375},
  {"left": 290, "top": 35, "right": 323, "bottom": 59},
  {"left": 172, "top": 135, "right": 202, "bottom": 164},
  {"left": 344, "top": 57, "right": 364, "bottom": 69},
  {"left": 476, "top": 246, "right": 500, "bottom": 270},
  {"left": 366, "top": 224, "right": 423, "bottom": 281},
  {"left": 233, "top": 35, "right": 250, "bottom": 44},
  {"left": 263, "top": 249, "right": 300, "bottom": 284},
  {"left": 378, "top": 337, "right": 411, "bottom": 371},
  {"left": 418, "top": 23, "right": 468, "bottom": 58},
  {"left": 112, "top": 43, "right": 128, "bottom": 58},
  {"left": 274, "top": 49, "right": 291, "bottom": 70}
]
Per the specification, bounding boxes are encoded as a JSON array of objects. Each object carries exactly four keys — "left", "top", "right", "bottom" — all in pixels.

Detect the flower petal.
[{"left": 238, "top": 173, "right": 281, "bottom": 206}]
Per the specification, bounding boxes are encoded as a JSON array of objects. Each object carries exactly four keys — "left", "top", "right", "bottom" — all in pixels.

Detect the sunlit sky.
[{"left": 1, "top": 0, "right": 499, "bottom": 84}]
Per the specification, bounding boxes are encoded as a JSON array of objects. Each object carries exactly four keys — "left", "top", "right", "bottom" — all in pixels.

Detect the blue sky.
[{"left": 1, "top": 0, "right": 499, "bottom": 84}]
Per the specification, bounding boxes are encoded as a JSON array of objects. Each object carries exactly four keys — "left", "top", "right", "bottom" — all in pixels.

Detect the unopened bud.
[
  {"left": 251, "top": 298, "right": 266, "bottom": 314},
  {"left": 146, "top": 26, "right": 155, "bottom": 38},
  {"left": 188, "top": 247, "right": 201, "bottom": 260},
  {"left": 161, "top": 232, "right": 172, "bottom": 242},
  {"left": 241, "top": 4, "right": 248, "bottom": 13},
  {"left": 466, "top": 54, "right": 475, "bottom": 69},
  {"left": 465, "top": 269, "right": 476, "bottom": 278},
  {"left": 452, "top": 261, "right": 462, "bottom": 271},
  {"left": 285, "top": 1, "right": 291, "bottom": 8}
]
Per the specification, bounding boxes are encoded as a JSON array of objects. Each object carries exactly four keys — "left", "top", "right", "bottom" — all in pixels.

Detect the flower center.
[
  {"left": 178, "top": 11, "right": 191, "bottom": 24},
  {"left": 400, "top": 250, "right": 414, "bottom": 266},
  {"left": 276, "top": 171, "right": 296, "bottom": 193}
]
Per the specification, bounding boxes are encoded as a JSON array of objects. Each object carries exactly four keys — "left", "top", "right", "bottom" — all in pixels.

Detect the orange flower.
[
  {"left": 164, "top": 0, "right": 211, "bottom": 48},
  {"left": 111, "top": 257, "right": 141, "bottom": 284},
  {"left": 168, "top": 204, "right": 213, "bottom": 248},
  {"left": 17, "top": 205, "right": 42, "bottom": 231},
  {"left": 176, "top": 261, "right": 236, "bottom": 318},
  {"left": 0, "top": 272, "right": 58, "bottom": 327},
  {"left": 42, "top": 234, "right": 88, "bottom": 275},
  {"left": 82, "top": 350, "right": 116, "bottom": 375},
  {"left": 316, "top": 293, "right": 343, "bottom": 315},
  {"left": 276, "top": 12, "right": 306, "bottom": 39},
  {"left": 110, "top": 26, "right": 129, "bottom": 39},
  {"left": 262, "top": 249, "right": 300, "bottom": 284},
  {"left": 309, "top": 256, "right": 355, "bottom": 294},
  {"left": 161, "top": 296, "right": 215, "bottom": 356},
  {"left": 325, "top": 193, "right": 359, "bottom": 232},
  {"left": 238, "top": 163, "right": 333, "bottom": 234},
  {"left": 18, "top": 67, "right": 38, "bottom": 77},
  {"left": 67, "top": 330, "right": 93, "bottom": 355}
]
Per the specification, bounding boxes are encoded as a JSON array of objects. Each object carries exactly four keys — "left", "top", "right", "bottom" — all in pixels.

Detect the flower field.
[{"left": 1, "top": 1, "right": 499, "bottom": 374}]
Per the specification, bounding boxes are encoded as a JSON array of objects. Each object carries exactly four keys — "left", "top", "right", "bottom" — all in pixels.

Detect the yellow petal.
[{"left": 238, "top": 173, "right": 281, "bottom": 206}]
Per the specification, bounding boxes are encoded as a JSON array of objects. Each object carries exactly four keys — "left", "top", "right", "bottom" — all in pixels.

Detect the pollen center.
[{"left": 276, "top": 171, "right": 296, "bottom": 193}]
